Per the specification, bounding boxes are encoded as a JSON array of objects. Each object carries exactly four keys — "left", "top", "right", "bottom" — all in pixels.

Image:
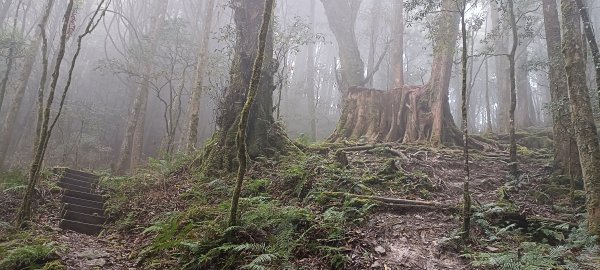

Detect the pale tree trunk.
[
  {"left": 305, "top": 0, "right": 317, "bottom": 141},
  {"left": 574, "top": 0, "right": 600, "bottom": 110},
  {"left": 320, "top": 0, "right": 364, "bottom": 93},
  {"left": 390, "top": 0, "right": 404, "bottom": 88},
  {"left": 515, "top": 45, "right": 535, "bottom": 127},
  {"left": 0, "top": 0, "right": 11, "bottom": 27},
  {"left": 485, "top": 56, "right": 493, "bottom": 133},
  {"left": 561, "top": 0, "right": 600, "bottom": 235},
  {"left": 130, "top": 81, "right": 148, "bottom": 168},
  {"left": 184, "top": 0, "right": 216, "bottom": 153},
  {"left": 507, "top": 0, "right": 519, "bottom": 177},
  {"left": 490, "top": 0, "right": 510, "bottom": 133},
  {"left": 0, "top": 0, "right": 53, "bottom": 169},
  {"left": 0, "top": 0, "right": 22, "bottom": 114},
  {"left": 366, "top": 0, "right": 381, "bottom": 88},
  {"left": 116, "top": 0, "right": 168, "bottom": 174}
]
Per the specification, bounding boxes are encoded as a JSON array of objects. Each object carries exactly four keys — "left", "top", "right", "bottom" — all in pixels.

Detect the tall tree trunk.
[
  {"left": 200, "top": 0, "right": 295, "bottom": 177},
  {"left": 573, "top": 0, "right": 600, "bottom": 110},
  {"left": 507, "top": 0, "right": 519, "bottom": 178},
  {"left": 542, "top": 0, "right": 580, "bottom": 178},
  {"left": 490, "top": 0, "right": 511, "bottom": 133},
  {"left": 390, "top": 0, "right": 404, "bottom": 88},
  {"left": 366, "top": 0, "right": 381, "bottom": 88},
  {"left": 116, "top": 0, "right": 168, "bottom": 174},
  {"left": 0, "top": 0, "right": 54, "bottom": 169},
  {"left": 229, "top": 0, "right": 274, "bottom": 227},
  {"left": 561, "top": 0, "right": 600, "bottom": 235},
  {"left": 305, "top": 0, "right": 317, "bottom": 141},
  {"left": 460, "top": 0, "right": 471, "bottom": 242},
  {"left": 320, "top": 0, "right": 364, "bottom": 93},
  {"left": 184, "top": 0, "right": 216, "bottom": 153},
  {"left": 485, "top": 55, "right": 493, "bottom": 133}
]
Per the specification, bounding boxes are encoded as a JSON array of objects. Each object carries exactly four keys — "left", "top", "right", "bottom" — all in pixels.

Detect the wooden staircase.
[{"left": 54, "top": 168, "right": 106, "bottom": 235}]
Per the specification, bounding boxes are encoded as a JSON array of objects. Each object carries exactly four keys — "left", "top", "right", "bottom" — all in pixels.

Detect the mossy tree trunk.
[
  {"left": 328, "top": 0, "right": 461, "bottom": 146},
  {"left": 541, "top": 0, "right": 581, "bottom": 179},
  {"left": 15, "top": 0, "right": 107, "bottom": 226},
  {"left": 229, "top": 0, "right": 275, "bottom": 227},
  {"left": 459, "top": 0, "right": 471, "bottom": 242},
  {"left": 201, "top": 0, "right": 293, "bottom": 177},
  {"left": 561, "top": 0, "right": 600, "bottom": 236}
]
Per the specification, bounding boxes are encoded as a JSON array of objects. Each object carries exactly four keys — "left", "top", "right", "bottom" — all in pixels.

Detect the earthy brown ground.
[{"left": 0, "top": 142, "right": 586, "bottom": 269}]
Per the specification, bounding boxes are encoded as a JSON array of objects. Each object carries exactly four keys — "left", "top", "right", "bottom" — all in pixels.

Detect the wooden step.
[
  {"left": 62, "top": 203, "right": 104, "bottom": 217},
  {"left": 62, "top": 196, "right": 104, "bottom": 209},
  {"left": 58, "top": 182, "right": 92, "bottom": 193},
  {"left": 63, "top": 172, "right": 99, "bottom": 184},
  {"left": 60, "top": 176, "right": 96, "bottom": 189},
  {"left": 64, "top": 189, "right": 104, "bottom": 203},
  {"left": 59, "top": 219, "right": 103, "bottom": 235},
  {"left": 62, "top": 210, "right": 106, "bottom": 225},
  {"left": 64, "top": 168, "right": 100, "bottom": 180}
]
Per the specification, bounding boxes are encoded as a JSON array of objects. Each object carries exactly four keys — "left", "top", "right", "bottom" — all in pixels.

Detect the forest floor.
[{"left": 1, "top": 134, "right": 599, "bottom": 269}]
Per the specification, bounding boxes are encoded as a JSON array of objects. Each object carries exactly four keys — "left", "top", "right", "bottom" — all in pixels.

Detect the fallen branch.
[{"left": 321, "top": 192, "right": 454, "bottom": 208}]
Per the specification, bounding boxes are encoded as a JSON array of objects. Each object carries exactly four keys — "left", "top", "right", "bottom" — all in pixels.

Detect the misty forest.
[{"left": 2, "top": 0, "right": 600, "bottom": 269}]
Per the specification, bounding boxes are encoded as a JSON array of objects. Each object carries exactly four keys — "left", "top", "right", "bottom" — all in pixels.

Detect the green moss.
[{"left": 517, "top": 145, "right": 534, "bottom": 157}]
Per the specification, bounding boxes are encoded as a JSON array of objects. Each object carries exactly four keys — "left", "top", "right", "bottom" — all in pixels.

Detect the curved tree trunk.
[
  {"left": 328, "top": 0, "right": 461, "bottom": 146},
  {"left": 320, "top": 0, "right": 364, "bottom": 93},
  {"left": 200, "top": 0, "right": 294, "bottom": 177}
]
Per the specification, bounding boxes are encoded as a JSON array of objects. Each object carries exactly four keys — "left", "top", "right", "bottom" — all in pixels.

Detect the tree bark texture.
[
  {"left": 541, "top": 0, "right": 581, "bottom": 178},
  {"left": 200, "top": 0, "right": 294, "bottom": 177},
  {"left": 229, "top": 0, "right": 274, "bottom": 227},
  {"left": 561, "top": 0, "right": 600, "bottom": 235},
  {"left": 573, "top": 0, "right": 600, "bottom": 110},
  {"left": 306, "top": 0, "right": 317, "bottom": 141},
  {"left": 184, "top": 0, "right": 216, "bottom": 153},
  {"left": 490, "top": 0, "right": 511, "bottom": 133}
]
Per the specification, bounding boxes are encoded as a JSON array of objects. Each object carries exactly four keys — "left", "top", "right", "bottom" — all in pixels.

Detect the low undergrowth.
[
  {"left": 463, "top": 203, "right": 599, "bottom": 270},
  {"left": 0, "top": 228, "right": 64, "bottom": 270}
]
